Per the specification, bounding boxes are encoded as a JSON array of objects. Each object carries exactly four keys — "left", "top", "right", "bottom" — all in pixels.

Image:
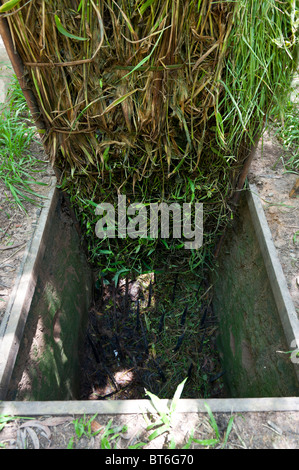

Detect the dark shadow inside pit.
[{"left": 79, "top": 272, "right": 226, "bottom": 401}]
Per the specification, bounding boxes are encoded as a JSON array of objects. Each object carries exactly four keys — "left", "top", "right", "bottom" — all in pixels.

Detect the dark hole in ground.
[{"left": 79, "top": 272, "right": 226, "bottom": 400}]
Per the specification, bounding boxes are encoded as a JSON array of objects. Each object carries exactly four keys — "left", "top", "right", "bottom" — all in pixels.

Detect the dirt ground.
[{"left": 0, "top": 409, "right": 299, "bottom": 449}]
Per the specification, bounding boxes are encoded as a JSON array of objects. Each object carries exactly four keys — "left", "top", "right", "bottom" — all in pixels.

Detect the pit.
[{"left": 0, "top": 181, "right": 298, "bottom": 416}]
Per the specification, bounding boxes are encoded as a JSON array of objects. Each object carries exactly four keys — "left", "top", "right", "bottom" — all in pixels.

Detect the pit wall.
[
  {"left": 212, "top": 188, "right": 299, "bottom": 398},
  {"left": 1, "top": 183, "right": 298, "bottom": 404},
  {"left": 5, "top": 188, "right": 93, "bottom": 401}
]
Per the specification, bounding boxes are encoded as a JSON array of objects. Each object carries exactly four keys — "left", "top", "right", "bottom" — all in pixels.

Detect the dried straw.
[{"left": 3, "top": 0, "right": 298, "bottom": 276}]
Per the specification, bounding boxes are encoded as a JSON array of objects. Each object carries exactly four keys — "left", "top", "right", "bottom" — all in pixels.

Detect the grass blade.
[
  {"left": 145, "top": 388, "right": 169, "bottom": 425},
  {"left": 54, "top": 15, "right": 88, "bottom": 41},
  {"left": 169, "top": 377, "right": 187, "bottom": 415},
  {"left": 0, "top": 0, "right": 22, "bottom": 13},
  {"left": 204, "top": 402, "right": 220, "bottom": 440},
  {"left": 192, "top": 438, "right": 219, "bottom": 447},
  {"left": 222, "top": 415, "right": 234, "bottom": 448},
  {"left": 148, "top": 424, "right": 169, "bottom": 441}
]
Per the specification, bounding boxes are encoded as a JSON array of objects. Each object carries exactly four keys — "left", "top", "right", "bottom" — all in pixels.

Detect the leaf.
[
  {"left": 128, "top": 442, "right": 147, "bottom": 449},
  {"left": 182, "top": 429, "right": 194, "bottom": 449},
  {"left": 145, "top": 388, "right": 169, "bottom": 426},
  {"left": 17, "top": 429, "right": 27, "bottom": 449},
  {"left": 83, "top": 199, "right": 98, "bottom": 208},
  {"left": 148, "top": 424, "right": 169, "bottom": 441},
  {"left": 192, "top": 438, "right": 219, "bottom": 446},
  {"left": 146, "top": 421, "right": 162, "bottom": 431},
  {"left": 169, "top": 377, "right": 187, "bottom": 415},
  {"left": 216, "top": 111, "right": 226, "bottom": 146},
  {"left": 222, "top": 416, "right": 234, "bottom": 448},
  {"left": 169, "top": 435, "right": 176, "bottom": 449},
  {"left": 67, "top": 437, "right": 74, "bottom": 449},
  {"left": 161, "top": 239, "right": 169, "bottom": 249},
  {"left": 145, "top": 388, "right": 163, "bottom": 413},
  {"left": 0, "top": 0, "right": 22, "bottom": 13},
  {"left": 0, "top": 416, "right": 14, "bottom": 431},
  {"left": 74, "top": 420, "right": 85, "bottom": 438},
  {"left": 20, "top": 421, "right": 51, "bottom": 440},
  {"left": 102, "top": 89, "right": 139, "bottom": 116},
  {"left": 0, "top": 415, "right": 35, "bottom": 432},
  {"left": 101, "top": 418, "right": 114, "bottom": 439},
  {"left": 24, "top": 427, "right": 40, "bottom": 449},
  {"left": 140, "top": 0, "right": 155, "bottom": 15},
  {"left": 122, "top": 29, "right": 164, "bottom": 79},
  {"left": 90, "top": 419, "right": 103, "bottom": 435},
  {"left": 54, "top": 15, "right": 88, "bottom": 41},
  {"left": 111, "top": 0, "right": 137, "bottom": 38},
  {"left": 81, "top": 144, "right": 95, "bottom": 164},
  {"left": 39, "top": 417, "right": 73, "bottom": 427},
  {"left": 101, "top": 436, "right": 111, "bottom": 449},
  {"left": 102, "top": 146, "right": 110, "bottom": 161},
  {"left": 219, "top": 79, "right": 246, "bottom": 132},
  {"left": 204, "top": 402, "right": 220, "bottom": 440},
  {"left": 112, "top": 268, "right": 129, "bottom": 286}
]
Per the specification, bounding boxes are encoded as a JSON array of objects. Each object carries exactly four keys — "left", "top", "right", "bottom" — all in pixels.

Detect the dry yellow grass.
[{"left": 2, "top": 0, "right": 297, "bottom": 274}]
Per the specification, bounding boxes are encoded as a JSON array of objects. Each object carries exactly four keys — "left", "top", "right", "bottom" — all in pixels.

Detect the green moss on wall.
[
  {"left": 212, "top": 196, "right": 298, "bottom": 398},
  {"left": 7, "top": 193, "right": 93, "bottom": 400}
]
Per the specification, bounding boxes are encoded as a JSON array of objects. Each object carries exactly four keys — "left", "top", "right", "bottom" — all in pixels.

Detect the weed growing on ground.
[
  {"left": 144, "top": 377, "right": 188, "bottom": 444},
  {"left": 270, "top": 83, "right": 299, "bottom": 173},
  {"left": 67, "top": 414, "right": 129, "bottom": 449},
  {"left": 6, "top": 74, "right": 29, "bottom": 118},
  {"left": 144, "top": 378, "right": 234, "bottom": 449},
  {"left": 0, "top": 75, "right": 48, "bottom": 210},
  {"left": 100, "top": 419, "right": 129, "bottom": 449},
  {"left": 72, "top": 413, "right": 102, "bottom": 440}
]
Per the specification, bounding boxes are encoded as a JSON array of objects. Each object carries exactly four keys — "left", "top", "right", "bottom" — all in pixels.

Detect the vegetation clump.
[{"left": 3, "top": 0, "right": 298, "bottom": 276}]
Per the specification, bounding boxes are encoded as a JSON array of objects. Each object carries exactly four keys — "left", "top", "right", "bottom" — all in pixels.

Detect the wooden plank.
[
  {"left": 0, "top": 397, "right": 299, "bottom": 416},
  {"left": 247, "top": 184, "right": 299, "bottom": 384}
]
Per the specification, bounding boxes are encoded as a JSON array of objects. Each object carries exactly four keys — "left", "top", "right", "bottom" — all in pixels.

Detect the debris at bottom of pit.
[{"left": 79, "top": 271, "right": 226, "bottom": 400}]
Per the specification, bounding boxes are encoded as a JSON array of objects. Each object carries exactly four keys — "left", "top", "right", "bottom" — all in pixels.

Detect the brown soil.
[
  {"left": 0, "top": 126, "right": 298, "bottom": 450},
  {"left": 0, "top": 410, "right": 298, "bottom": 449}
]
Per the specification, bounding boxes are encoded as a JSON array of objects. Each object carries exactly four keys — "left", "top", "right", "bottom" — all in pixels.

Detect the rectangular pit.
[{"left": 0, "top": 182, "right": 298, "bottom": 416}]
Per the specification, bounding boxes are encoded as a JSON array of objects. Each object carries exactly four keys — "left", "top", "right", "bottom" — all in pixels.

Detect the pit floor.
[{"left": 79, "top": 272, "right": 226, "bottom": 401}]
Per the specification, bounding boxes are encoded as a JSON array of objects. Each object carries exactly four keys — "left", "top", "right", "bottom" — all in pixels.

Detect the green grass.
[
  {"left": 0, "top": 75, "right": 48, "bottom": 211},
  {"left": 68, "top": 414, "right": 130, "bottom": 449},
  {"left": 270, "top": 80, "right": 299, "bottom": 173},
  {"left": 6, "top": 74, "right": 30, "bottom": 118}
]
